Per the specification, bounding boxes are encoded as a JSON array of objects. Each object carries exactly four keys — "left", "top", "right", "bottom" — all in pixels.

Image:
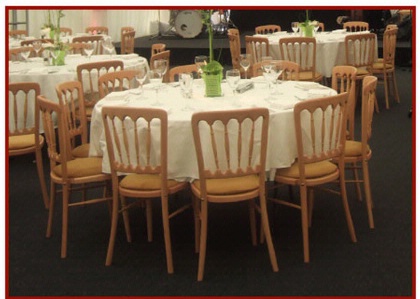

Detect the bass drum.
[{"left": 174, "top": 10, "right": 203, "bottom": 38}]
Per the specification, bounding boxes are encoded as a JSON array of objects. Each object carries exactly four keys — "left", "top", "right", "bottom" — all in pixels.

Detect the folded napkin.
[
  {"left": 307, "top": 89, "right": 335, "bottom": 98},
  {"left": 331, "top": 29, "right": 346, "bottom": 34}
]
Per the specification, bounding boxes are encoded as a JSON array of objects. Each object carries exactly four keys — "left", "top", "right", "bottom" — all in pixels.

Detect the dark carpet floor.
[{"left": 7, "top": 66, "right": 413, "bottom": 297}]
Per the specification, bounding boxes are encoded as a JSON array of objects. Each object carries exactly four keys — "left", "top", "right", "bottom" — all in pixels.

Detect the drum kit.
[{"left": 169, "top": 10, "right": 233, "bottom": 39}]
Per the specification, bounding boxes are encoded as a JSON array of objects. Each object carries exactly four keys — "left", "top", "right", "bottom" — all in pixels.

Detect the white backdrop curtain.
[{"left": 23, "top": 9, "right": 170, "bottom": 42}]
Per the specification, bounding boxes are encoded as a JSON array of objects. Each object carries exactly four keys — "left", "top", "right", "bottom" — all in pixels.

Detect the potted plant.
[
  {"left": 43, "top": 10, "right": 67, "bottom": 65},
  {"left": 299, "top": 10, "right": 317, "bottom": 37}
]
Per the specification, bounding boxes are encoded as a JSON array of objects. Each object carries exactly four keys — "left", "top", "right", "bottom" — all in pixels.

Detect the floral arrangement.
[
  {"left": 299, "top": 10, "right": 318, "bottom": 37},
  {"left": 41, "top": 10, "right": 67, "bottom": 51}
]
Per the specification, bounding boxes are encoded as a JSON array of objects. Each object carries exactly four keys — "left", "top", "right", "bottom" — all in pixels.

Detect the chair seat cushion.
[
  {"left": 276, "top": 160, "right": 337, "bottom": 179},
  {"left": 120, "top": 174, "right": 181, "bottom": 191},
  {"left": 356, "top": 68, "right": 370, "bottom": 76},
  {"left": 71, "top": 143, "right": 91, "bottom": 158},
  {"left": 52, "top": 157, "right": 103, "bottom": 178},
  {"left": 294, "top": 71, "right": 323, "bottom": 81},
  {"left": 192, "top": 175, "right": 260, "bottom": 195},
  {"left": 372, "top": 61, "right": 393, "bottom": 70},
  {"left": 344, "top": 140, "right": 371, "bottom": 157},
  {"left": 9, "top": 134, "right": 39, "bottom": 149}
]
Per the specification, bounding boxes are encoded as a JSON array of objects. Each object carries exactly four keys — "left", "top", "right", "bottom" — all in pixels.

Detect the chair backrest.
[
  {"left": 121, "top": 30, "right": 135, "bottom": 54},
  {"left": 20, "top": 38, "right": 53, "bottom": 57},
  {"left": 59, "top": 27, "right": 72, "bottom": 36},
  {"left": 228, "top": 30, "right": 242, "bottom": 72},
  {"left": 279, "top": 37, "right": 317, "bottom": 78},
  {"left": 9, "top": 46, "right": 34, "bottom": 62},
  {"left": 385, "top": 24, "right": 398, "bottom": 31},
  {"left": 98, "top": 69, "right": 137, "bottom": 99},
  {"left": 55, "top": 80, "right": 88, "bottom": 146},
  {"left": 101, "top": 106, "right": 169, "bottom": 190},
  {"left": 361, "top": 76, "right": 378, "bottom": 155},
  {"left": 381, "top": 28, "right": 398, "bottom": 67},
  {"left": 85, "top": 26, "right": 109, "bottom": 35},
  {"left": 331, "top": 65, "right": 357, "bottom": 140},
  {"left": 251, "top": 60, "right": 300, "bottom": 80},
  {"left": 255, "top": 24, "right": 281, "bottom": 34},
  {"left": 76, "top": 60, "right": 124, "bottom": 108},
  {"left": 293, "top": 92, "right": 348, "bottom": 180},
  {"left": 318, "top": 22, "right": 325, "bottom": 32},
  {"left": 72, "top": 35, "right": 104, "bottom": 55},
  {"left": 9, "top": 29, "right": 28, "bottom": 39},
  {"left": 151, "top": 43, "right": 166, "bottom": 56},
  {"left": 68, "top": 42, "right": 90, "bottom": 55},
  {"left": 245, "top": 36, "right": 270, "bottom": 64},
  {"left": 121, "top": 26, "right": 134, "bottom": 35},
  {"left": 169, "top": 64, "right": 199, "bottom": 82},
  {"left": 344, "top": 33, "right": 376, "bottom": 71},
  {"left": 343, "top": 21, "right": 369, "bottom": 32},
  {"left": 8, "top": 82, "right": 40, "bottom": 136},
  {"left": 150, "top": 50, "right": 170, "bottom": 83},
  {"left": 191, "top": 108, "right": 270, "bottom": 193}
]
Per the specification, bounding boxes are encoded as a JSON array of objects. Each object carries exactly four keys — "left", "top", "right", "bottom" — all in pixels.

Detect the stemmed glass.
[
  {"left": 194, "top": 55, "right": 208, "bottom": 79},
  {"left": 148, "top": 69, "right": 163, "bottom": 106},
  {"left": 226, "top": 69, "right": 241, "bottom": 96},
  {"left": 239, "top": 54, "right": 251, "bottom": 80},
  {"left": 83, "top": 42, "right": 95, "bottom": 59},
  {"left": 291, "top": 22, "right": 299, "bottom": 35},
  {"left": 20, "top": 48, "right": 31, "bottom": 63},
  {"left": 33, "top": 40, "right": 43, "bottom": 57},
  {"left": 102, "top": 37, "right": 114, "bottom": 56},
  {"left": 131, "top": 64, "right": 148, "bottom": 97},
  {"left": 153, "top": 59, "right": 168, "bottom": 79},
  {"left": 179, "top": 72, "right": 194, "bottom": 111},
  {"left": 269, "top": 60, "right": 283, "bottom": 95},
  {"left": 313, "top": 21, "right": 320, "bottom": 35}
]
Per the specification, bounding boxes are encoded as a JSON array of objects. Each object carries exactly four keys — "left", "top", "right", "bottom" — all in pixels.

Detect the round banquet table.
[{"left": 89, "top": 78, "right": 337, "bottom": 181}]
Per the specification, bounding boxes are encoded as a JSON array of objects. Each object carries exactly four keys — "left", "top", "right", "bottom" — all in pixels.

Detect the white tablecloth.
[
  {"left": 9, "top": 54, "right": 148, "bottom": 131},
  {"left": 255, "top": 30, "right": 377, "bottom": 78},
  {"left": 89, "top": 79, "right": 337, "bottom": 181}
]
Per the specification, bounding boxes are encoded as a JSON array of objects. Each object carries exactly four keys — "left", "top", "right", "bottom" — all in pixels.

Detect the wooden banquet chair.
[
  {"left": 151, "top": 43, "right": 166, "bottom": 56},
  {"left": 245, "top": 35, "right": 270, "bottom": 64},
  {"left": 85, "top": 26, "right": 109, "bottom": 35},
  {"left": 190, "top": 108, "right": 279, "bottom": 281},
  {"left": 9, "top": 46, "right": 34, "bottom": 62},
  {"left": 121, "top": 26, "right": 134, "bottom": 35},
  {"left": 20, "top": 38, "right": 53, "bottom": 57},
  {"left": 120, "top": 30, "right": 135, "bottom": 54},
  {"left": 251, "top": 59, "right": 300, "bottom": 80},
  {"left": 343, "top": 21, "right": 369, "bottom": 32},
  {"left": 38, "top": 95, "right": 111, "bottom": 259},
  {"left": 371, "top": 28, "right": 400, "bottom": 110},
  {"left": 8, "top": 82, "right": 49, "bottom": 209},
  {"left": 318, "top": 22, "right": 325, "bottom": 32},
  {"left": 341, "top": 76, "right": 378, "bottom": 229},
  {"left": 9, "top": 29, "right": 28, "bottom": 39},
  {"left": 268, "top": 92, "right": 357, "bottom": 263},
  {"left": 101, "top": 106, "right": 190, "bottom": 273},
  {"left": 255, "top": 24, "right": 281, "bottom": 34},
  {"left": 76, "top": 60, "right": 124, "bottom": 121},
  {"left": 72, "top": 35, "right": 104, "bottom": 55},
  {"left": 98, "top": 69, "right": 138, "bottom": 99},
  {"left": 331, "top": 65, "right": 358, "bottom": 140},
  {"left": 168, "top": 64, "right": 199, "bottom": 82},
  {"left": 279, "top": 37, "right": 323, "bottom": 82},
  {"left": 150, "top": 50, "right": 170, "bottom": 83},
  {"left": 68, "top": 42, "right": 90, "bottom": 55},
  {"left": 55, "top": 81, "right": 91, "bottom": 158},
  {"left": 59, "top": 27, "right": 72, "bottom": 36},
  {"left": 228, "top": 29, "right": 244, "bottom": 78},
  {"left": 344, "top": 33, "right": 376, "bottom": 110}
]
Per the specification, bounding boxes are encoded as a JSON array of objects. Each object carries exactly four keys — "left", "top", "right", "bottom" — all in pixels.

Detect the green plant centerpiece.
[
  {"left": 42, "top": 10, "right": 67, "bottom": 66},
  {"left": 299, "top": 10, "right": 317, "bottom": 37},
  {"left": 200, "top": 10, "right": 224, "bottom": 97}
]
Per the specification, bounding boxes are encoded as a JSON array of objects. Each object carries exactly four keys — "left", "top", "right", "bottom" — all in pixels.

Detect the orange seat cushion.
[
  {"left": 52, "top": 157, "right": 104, "bottom": 178},
  {"left": 72, "top": 143, "right": 91, "bottom": 158},
  {"left": 9, "top": 134, "right": 36, "bottom": 150},
  {"left": 294, "top": 71, "right": 323, "bottom": 82},
  {"left": 192, "top": 175, "right": 260, "bottom": 195},
  {"left": 276, "top": 160, "right": 337, "bottom": 179},
  {"left": 372, "top": 62, "right": 393, "bottom": 70},
  {"left": 344, "top": 140, "right": 371, "bottom": 157},
  {"left": 120, "top": 174, "right": 181, "bottom": 191}
]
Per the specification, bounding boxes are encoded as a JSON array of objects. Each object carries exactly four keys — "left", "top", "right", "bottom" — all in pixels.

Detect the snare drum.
[{"left": 174, "top": 10, "right": 203, "bottom": 38}]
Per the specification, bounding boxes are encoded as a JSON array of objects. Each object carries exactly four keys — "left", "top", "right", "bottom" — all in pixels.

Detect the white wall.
[{"left": 21, "top": 9, "right": 170, "bottom": 42}]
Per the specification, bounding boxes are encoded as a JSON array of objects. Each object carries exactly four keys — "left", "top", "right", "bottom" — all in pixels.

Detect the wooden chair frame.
[{"left": 255, "top": 24, "right": 281, "bottom": 34}]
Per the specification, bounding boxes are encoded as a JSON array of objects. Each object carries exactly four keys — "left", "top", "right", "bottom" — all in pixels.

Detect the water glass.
[
  {"left": 239, "top": 54, "right": 251, "bottom": 80},
  {"left": 226, "top": 69, "right": 241, "bottom": 96}
]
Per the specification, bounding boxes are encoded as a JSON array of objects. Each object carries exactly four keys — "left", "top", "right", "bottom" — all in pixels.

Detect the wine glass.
[
  {"left": 269, "top": 60, "right": 283, "bottom": 95},
  {"left": 226, "top": 69, "right": 241, "bottom": 96},
  {"left": 239, "top": 54, "right": 251, "bottom": 80},
  {"left": 33, "top": 40, "right": 43, "bottom": 57},
  {"left": 148, "top": 69, "right": 163, "bottom": 106},
  {"left": 313, "top": 21, "right": 320, "bottom": 35},
  {"left": 102, "top": 37, "right": 114, "bottom": 56},
  {"left": 153, "top": 59, "right": 168, "bottom": 79},
  {"left": 194, "top": 55, "right": 208, "bottom": 79},
  {"left": 261, "top": 56, "right": 273, "bottom": 74},
  {"left": 179, "top": 72, "right": 194, "bottom": 111},
  {"left": 20, "top": 48, "right": 31, "bottom": 62},
  {"left": 291, "top": 22, "right": 299, "bottom": 35},
  {"left": 83, "top": 42, "right": 95, "bottom": 59},
  {"left": 131, "top": 65, "right": 148, "bottom": 97}
]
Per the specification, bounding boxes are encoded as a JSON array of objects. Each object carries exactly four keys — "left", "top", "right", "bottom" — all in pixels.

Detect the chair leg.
[
  {"left": 35, "top": 146, "right": 49, "bottom": 209},
  {"left": 339, "top": 164, "right": 357, "bottom": 243},
  {"left": 61, "top": 184, "right": 70, "bottom": 258},
  {"left": 362, "top": 160, "right": 375, "bottom": 229},
  {"left": 120, "top": 196, "right": 132, "bottom": 242},
  {"left": 105, "top": 188, "right": 120, "bottom": 266},
  {"left": 248, "top": 199, "right": 257, "bottom": 246},
  {"left": 383, "top": 71, "right": 390, "bottom": 110},
  {"left": 145, "top": 199, "right": 153, "bottom": 242},
  {"left": 161, "top": 196, "right": 174, "bottom": 274},
  {"left": 391, "top": 70, "right": 400, "bottom": 103},
  {"left": 197, "top": 200, "right": 208, "bottom": 282},
  {"left": 46, "top": 181, "right": 56, "bottom": 238},
  {"left": 259, "top": 194, "right": 279, "bottom": 272},
  {"left": 192, "top": 195, "right": 200, "bottom": 254},
  {"left": 308, "top": 188, "right": 314, "bottom": 228},
  {"left": 352, "top": 162, "right": 363, "bottom": 201},
  {"left": 299, "top": 185, "right": 310, "bottom": 263}
]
